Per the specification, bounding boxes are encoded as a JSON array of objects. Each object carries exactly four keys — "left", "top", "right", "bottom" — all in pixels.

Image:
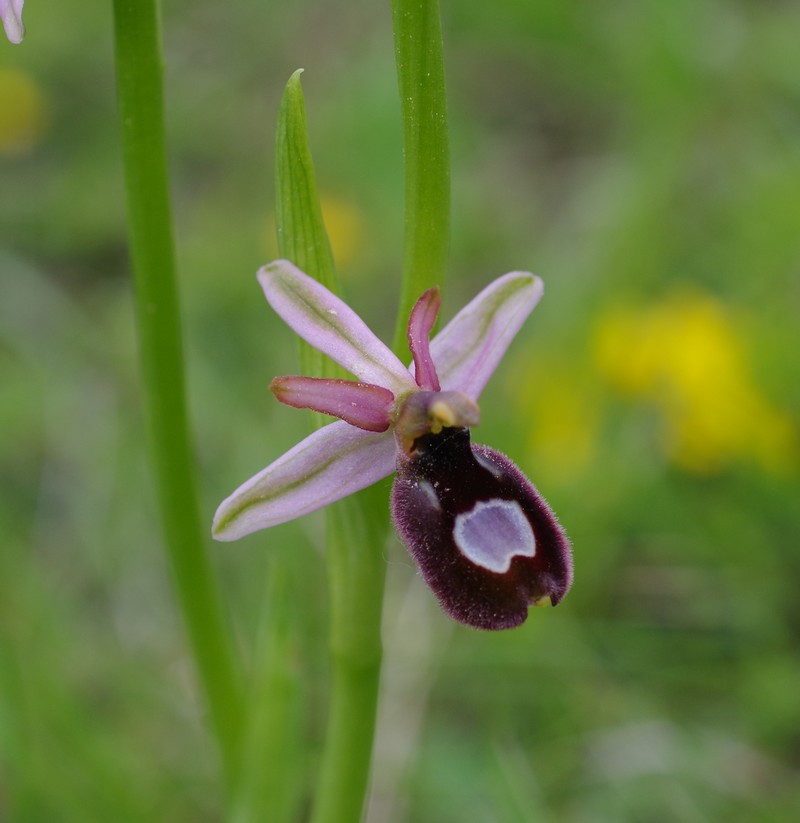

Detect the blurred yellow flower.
[
  {"left": 594, "top": 288, "right": 797, "bottom": 474},
  {"left": 0, "top": 67, "right": 47, "bottom": 155},
  {"left": 318, "top": 194, "right": 364, "bottom": 268},
  {"left": 511, "top": 358, "right": 601, "bottom": 483}
]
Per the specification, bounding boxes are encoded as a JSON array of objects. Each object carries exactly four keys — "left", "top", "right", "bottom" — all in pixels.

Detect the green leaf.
[{"left": 275, "top": 69, "right": 341, "bottom": 381}]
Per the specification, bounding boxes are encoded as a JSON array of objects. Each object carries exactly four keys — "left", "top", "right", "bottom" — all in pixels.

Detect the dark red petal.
[
  {"left": 407, "top": 287, "right": 442, "bottom": 391},
  {"left": 391, "top": 427, "right": 572, "bottom": 630}
]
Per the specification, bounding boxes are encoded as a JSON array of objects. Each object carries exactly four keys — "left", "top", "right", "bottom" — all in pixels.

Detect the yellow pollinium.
[
  {"left": 395, "top": 391, "right": 480, "bottom": 454},
  {"left": 428, "top": 399, "right": 458, "bottom": 433}
]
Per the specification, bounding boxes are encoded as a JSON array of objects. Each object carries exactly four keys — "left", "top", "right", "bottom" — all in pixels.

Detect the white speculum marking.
[
  {"left": 474, "top": 451, "right": 502, "bottom": 479},
  {"left": 453, "top": 499, "right": 536, "bottom": 573},
  {"left": 418, "top": 480, "right": 441, "bottom": 510}
]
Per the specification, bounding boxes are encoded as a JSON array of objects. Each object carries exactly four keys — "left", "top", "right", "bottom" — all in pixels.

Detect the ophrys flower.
[{"left": 213, "top": 260, "right": 572, "bottom": 630}]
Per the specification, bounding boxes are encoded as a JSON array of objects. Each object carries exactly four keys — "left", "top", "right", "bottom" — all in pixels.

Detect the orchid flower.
[
  {"left": 213, "top": 260, "right": 572, "bottom": 630},
  {"left": 1, "top": 0, "right": 24, "bottom": 44}
]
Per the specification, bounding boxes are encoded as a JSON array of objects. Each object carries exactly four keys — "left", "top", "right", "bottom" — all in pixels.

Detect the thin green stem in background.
[
  {"left": 391, "top": 0, "right": 451, "bottom": 352},
  {"left": 111, "top": 0, "right": 242, "bottom": 791}
]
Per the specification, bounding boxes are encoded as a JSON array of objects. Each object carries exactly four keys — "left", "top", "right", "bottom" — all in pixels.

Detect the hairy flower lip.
[
  {"left": 213, "top": 260, "right": 543, "bottom": 541},
  {"left": 391, "top": 429, "right": 573, "bottom": 630}
]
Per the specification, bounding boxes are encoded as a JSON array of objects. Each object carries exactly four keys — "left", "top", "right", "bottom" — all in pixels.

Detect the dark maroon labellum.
[{"left": 391, "top": 427, "right": 573, "bottom": 630}]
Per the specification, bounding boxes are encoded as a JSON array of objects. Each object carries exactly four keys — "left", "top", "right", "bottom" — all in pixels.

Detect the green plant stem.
[
  {"left": 230, "top": 556, "right": 304, "bottom": 823},
  {"left": 111, "top": 0, "right": 242, "bottom": 789},
  {"left": 313, "top": 0, "right": 451, "bottom": 816},
  {"left": 273, "top": 70, "right": 389, "bottom": 823},
  {"left": 312, "top": 488, "right": 387, "bottom": 823},
  {"left": 391, "top": 0, "right": 451, "bottom": 351}
]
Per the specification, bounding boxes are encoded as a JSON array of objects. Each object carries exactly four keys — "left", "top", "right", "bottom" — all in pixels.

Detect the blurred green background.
[{"left": 2, "top": 0, "right": 799, "bottom": 820}]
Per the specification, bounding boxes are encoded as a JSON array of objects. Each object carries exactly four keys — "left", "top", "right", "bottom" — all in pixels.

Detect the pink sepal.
[
  {"left": 430, "top": 272, "right": 543, "bottom": 400},
  {"left": 258, "top": 260, "right": 416, "bottom": 395},
  {"left": 213, "top": 422, "right": 396, "bottom": 540},
  {"left": 1, "top": 0, "right": 24, "bottom": 43}
]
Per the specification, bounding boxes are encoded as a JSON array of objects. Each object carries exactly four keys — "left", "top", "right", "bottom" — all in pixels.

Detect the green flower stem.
[
  {"left": 230, "top": 556, "right": 305, "bottom": 823},
  {"left": 312, "top": 0, "right": 452, "bottom": 814},
  {"left": 391, "top": 0, "right": 451, "bottom": 351},
  {"left": 312, "top": 487, "right": 388, "bottom": 823},
  {"left": 313, "top": 0, "right": 452, "bottom": 815},
  {"left": 274, "top": 70, "right": 388, "bottom": 823},
  {"left": 111, "top": 0, "right": 242, "bottom": 789},
  {"left": 227, "top": 73, "right": 330, "bottom": 821}
]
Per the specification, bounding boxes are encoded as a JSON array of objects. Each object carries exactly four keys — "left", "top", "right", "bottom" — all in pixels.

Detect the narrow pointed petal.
[
  {"left": 258, "top": 260, "right": 416, "bottom": 395},
  {"left": 213, "top": 421, "right": 396, "bottom": 541},
  {"left": 1, "top": 0, "right": 24, "bottom": 43},
  {"left": 270, "top": 376, "right": 395, "bottom": 432},
  {"left": 408, "top": 287, "right": 441, "bottom": 391},
  {"left": 429, "top": 272, "right": 543, "bottom": 399}
]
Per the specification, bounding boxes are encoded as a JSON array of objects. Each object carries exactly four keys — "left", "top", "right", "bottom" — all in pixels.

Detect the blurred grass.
[{"left": 2, "top": 0, "right": 799, "bottom": 820}]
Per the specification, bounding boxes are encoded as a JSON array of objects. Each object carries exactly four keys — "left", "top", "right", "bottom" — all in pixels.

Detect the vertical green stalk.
[
  {"left": 309, "top": 0, "right": 452, "bottom": 815},
  {"left": 230, "top": 556, "right": 305, "bottom": 823},
  {"left": 312, "top": 486, "right": 387, "bottom": 823},
  {"left": 111, "top": 0, "right": 241, "bottom": 789},
  {"left": 273, "top": 71, "right": 389, "bottom": 823},
  {"left": 232, "top": 70, "right": 342, "bottom": 823},
  {"left": 391, "top": 0, "right": 451, "bottom": 352}
]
